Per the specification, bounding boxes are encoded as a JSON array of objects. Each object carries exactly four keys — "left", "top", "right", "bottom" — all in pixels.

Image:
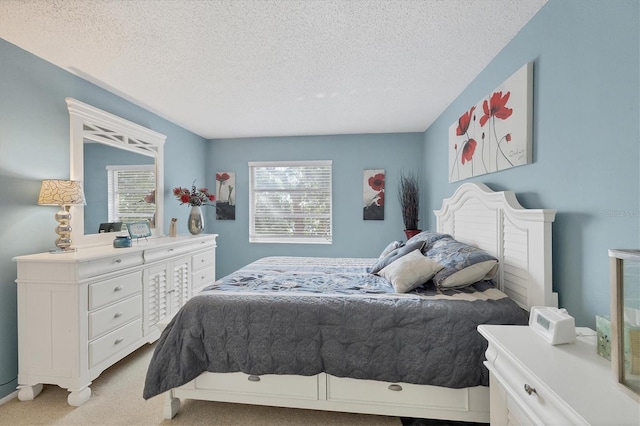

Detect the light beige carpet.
[{"left": 0, "top": 343, "right": 401, "bottom": 425}]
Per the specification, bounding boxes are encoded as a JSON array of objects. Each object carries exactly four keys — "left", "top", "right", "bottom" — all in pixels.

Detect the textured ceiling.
[{"left": 0, "top": 0, "right": 547, "bottom": 139}]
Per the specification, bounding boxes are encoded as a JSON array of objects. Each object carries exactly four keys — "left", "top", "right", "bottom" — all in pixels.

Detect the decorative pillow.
[
  {"left": 378, "top": 249, "right": 444, "bottom": 293},
  {"left": 425, "top": 237, "right": 499, "bottom": 289},
  {"left": 405, "top": 231, "right": 452, "bottom": 252},
  {"left": 378, "top": 240, "right": 404, "bottom": 259},
  {"left": 369, "top": 240, "right": 426, "bottom": 274}
]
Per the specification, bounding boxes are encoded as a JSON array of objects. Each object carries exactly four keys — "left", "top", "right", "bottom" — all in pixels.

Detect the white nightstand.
[{"left": 478, "top": 325, "right": 640, "bottom": 425}]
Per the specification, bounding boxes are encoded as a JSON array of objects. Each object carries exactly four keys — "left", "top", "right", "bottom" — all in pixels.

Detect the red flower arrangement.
[{"left": 173, "top": 181, "right": 216, "bottom": 206}]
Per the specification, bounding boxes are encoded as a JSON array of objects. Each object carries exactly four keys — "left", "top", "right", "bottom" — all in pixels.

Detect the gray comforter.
[{"left": 143, "top": 257, "right": 528, "bottom": 399}]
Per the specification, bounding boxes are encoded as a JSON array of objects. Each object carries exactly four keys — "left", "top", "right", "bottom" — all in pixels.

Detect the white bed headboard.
[{"left": 434, "top": 183, "right": 557, "bottom": 310}]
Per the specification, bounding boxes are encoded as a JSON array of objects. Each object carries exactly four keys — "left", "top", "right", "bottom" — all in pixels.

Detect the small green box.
[
  {"left": 596, "top": 315, "right": 612, "bottom": 360},
  {"left": 596, "top": 315, "right": 640, "bottom": 373}
]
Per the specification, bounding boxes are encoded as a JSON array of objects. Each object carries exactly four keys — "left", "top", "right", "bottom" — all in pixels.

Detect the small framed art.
[{"left": 127, "top": 222, "right": 152, "bottom": 240}]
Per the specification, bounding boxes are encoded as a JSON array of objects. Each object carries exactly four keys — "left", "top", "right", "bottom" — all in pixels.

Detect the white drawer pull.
[
  {"left": 114, "top": 312, "right": 124, "bottom": 319},
  {"left": 114, "top": 258, "right": 122, "bottom": 264},
  {"left": 247, "top": 375, "right": 261, "bottom": 382},
  {"left": 168, "top": 248, "right": 174, "bottom": 252},
  {"left": 524, "top": 384, "right": 537, "bottom": 395},
  {"left": 113, "top": 286, "right": 123, "bottom": 292},
  {"left": 388, "top": 384, "right": 403, "bottom": 392},
  {"left": 114, "top": 337, "right": 124, "bottom": 345}
]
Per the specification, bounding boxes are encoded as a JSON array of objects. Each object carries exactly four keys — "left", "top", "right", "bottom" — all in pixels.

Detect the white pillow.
[
  {"left": 378, "top": 250, "right": 444, "bottom": 293},
  {"left": 438, "top": 260, "right": 499, "bottom": 289}
]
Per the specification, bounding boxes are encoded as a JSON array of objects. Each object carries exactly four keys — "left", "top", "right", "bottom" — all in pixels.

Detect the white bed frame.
[{"left": 163, "top": 182, "right": 557, "bottom": 422}]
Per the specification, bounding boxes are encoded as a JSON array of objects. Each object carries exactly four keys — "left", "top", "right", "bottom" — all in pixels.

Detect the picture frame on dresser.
[
  {"left": 127, "top": 222, "right": 152, "bottom": 240},
  {"left": 609, "top": 249, "right": 640, "bottom": 402}
]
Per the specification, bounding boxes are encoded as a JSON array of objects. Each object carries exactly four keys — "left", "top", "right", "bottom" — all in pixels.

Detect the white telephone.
[{"left": 529, "top": 306, "right": 576, "bottom": 345}]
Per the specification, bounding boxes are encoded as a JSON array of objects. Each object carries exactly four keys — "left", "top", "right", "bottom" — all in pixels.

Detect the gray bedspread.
[{"left": 143, "top": 256, "right": 528, "bottom": 399}]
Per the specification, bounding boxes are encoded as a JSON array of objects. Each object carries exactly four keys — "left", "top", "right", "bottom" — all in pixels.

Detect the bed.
[{"left": 143, "top": 182, "right": 556, "bottom": 422}]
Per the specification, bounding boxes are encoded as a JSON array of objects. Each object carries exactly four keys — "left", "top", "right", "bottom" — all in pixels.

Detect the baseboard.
[{"left": 0, "top": 390, "right": 18, "bottom": 405}]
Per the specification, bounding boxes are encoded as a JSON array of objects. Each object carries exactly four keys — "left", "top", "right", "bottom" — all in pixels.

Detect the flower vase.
[
  {"left": 404, "top": 229, "right": 422, "bottom": 240},
  {"left": 188, "top": 205, "right": 205, "bottom": 235}
]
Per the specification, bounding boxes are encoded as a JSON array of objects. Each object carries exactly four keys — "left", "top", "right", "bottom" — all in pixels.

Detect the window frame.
[{"left": 249, "top": 160, "right": 332, "bottom": 244}]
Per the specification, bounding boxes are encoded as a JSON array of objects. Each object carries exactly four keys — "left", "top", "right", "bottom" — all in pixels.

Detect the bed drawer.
[
  {"left": 193, "top": 372, "right": 319, "bottom": 400},
  {"left": 88, "top": 294, "right": 142, "bottom": 339},
  {"left": 89, "top": 319, "right": 142, "bottom": 368},
  {"left": 326, "top": 375, "right": 474, "bottom": 412},
  {"left": 88, "top": 271, "right": 142, "bottom": 310}
]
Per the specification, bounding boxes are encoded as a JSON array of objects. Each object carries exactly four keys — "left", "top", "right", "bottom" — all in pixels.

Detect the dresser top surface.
[{"left": 13, "top": 234, "right": 217, "bottom": 263}]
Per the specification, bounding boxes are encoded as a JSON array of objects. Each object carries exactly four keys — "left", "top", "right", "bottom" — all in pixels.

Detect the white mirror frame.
[{"left": 67, "top": 98, "right": 165, "bottom": 247}]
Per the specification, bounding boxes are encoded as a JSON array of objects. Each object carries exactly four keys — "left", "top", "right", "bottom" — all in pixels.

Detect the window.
[
  {"left": 107, "top": 165, "right": 156, "bottom": 224},
  {"left": 249, "top": 160, "right": 332, "bottom": 244}
]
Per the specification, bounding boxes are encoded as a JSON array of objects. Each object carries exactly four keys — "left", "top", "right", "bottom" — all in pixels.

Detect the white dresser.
[
  {"left": 479, "top": 324, "right": 640, "bottom": 425},
  {"left": 13, "top": 234, "right": 217, "bottom": 406}
]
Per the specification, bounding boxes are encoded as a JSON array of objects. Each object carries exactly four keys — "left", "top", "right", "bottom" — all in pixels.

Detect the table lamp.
[{"left": 38, "top": 179, "right": 86, "bottom": 253}]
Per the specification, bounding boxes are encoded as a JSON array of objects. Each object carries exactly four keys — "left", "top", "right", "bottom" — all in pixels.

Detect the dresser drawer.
[
  {"left": 191, "top": 266, "right": 215, "bottom": 294},
  {"left": 144, "top": 243, "right": 195, "bottom": 263},
  {"left": 88, "top": 271, "right": 142, "bottom": 310},
  {"left": 79, "top": 252, "right": 144, "bottom": 278},
  {"left": 89, "top": 319, "right": 142, "bottom": 368},
  {"left": 88, "top": 294, "right": 142, "bottom": 339},
  {"left": 491, "top": 356, "right": 576, "bottom": 425},
  {"left": 192, "top": 250, "right": 215, "bottom": 271},
  {"left": 193, "top": 372, "right": 319, "bottom": 400}
]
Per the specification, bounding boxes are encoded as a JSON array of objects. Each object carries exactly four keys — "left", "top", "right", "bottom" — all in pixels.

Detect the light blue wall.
[
  {"left": 423, "top": 0, "right": 640, "bottom": 327},
  {"left": 0, "top": 39, "right": 209, "bottom": 399},
  {"left": 207, "top": 134, "right": 424, "bottom": 278}
]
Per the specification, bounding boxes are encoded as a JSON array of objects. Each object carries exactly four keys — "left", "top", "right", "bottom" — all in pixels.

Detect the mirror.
[{"left": 67, "top": 98, "right": 165, "bottom": 247}]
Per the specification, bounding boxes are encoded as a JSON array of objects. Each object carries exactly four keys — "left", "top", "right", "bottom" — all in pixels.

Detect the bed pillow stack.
[{"left": 371, "top": 231, "right": 499, "bottom": 292}]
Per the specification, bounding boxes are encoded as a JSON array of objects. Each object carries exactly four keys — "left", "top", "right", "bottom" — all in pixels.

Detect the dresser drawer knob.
[
  {"left": 114, "top": 258, "right": 122, "bottom": 264},
  {"left": 113, "top": 285, "right": 123, "bottom": 292},
  {"left": 247, "top": 375, "right": 261, "bottom": 382},
  {"left": 524, "top": 384, "right": 537, "bottom": 395},
  {"left": 114, "top": 337, "right": 124, "bottom": 345},
  {"left": 388, "top": 384, "right": 403, "bottom": 392},
  {"left": 114, "top": 312, "right": 124, "bottom": 319}
]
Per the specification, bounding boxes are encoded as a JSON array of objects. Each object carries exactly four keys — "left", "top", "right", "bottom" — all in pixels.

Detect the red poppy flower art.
[
  {"left": 448, "top": 63, "right": 533, "bottom": 183},
  {"left": 363, "top": 169, "right": 385, "bottom": 220}
]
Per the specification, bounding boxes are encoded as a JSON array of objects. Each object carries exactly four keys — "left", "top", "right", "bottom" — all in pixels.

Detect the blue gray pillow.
[
  {"left": 369, "top": 240, "right": 427, "bottom": 274},
  {"left": 405, "top": 231, "right": 452, "bottom": 251},
  {"left": 425, "top": 237, "right": 499, "bottom": 289}
]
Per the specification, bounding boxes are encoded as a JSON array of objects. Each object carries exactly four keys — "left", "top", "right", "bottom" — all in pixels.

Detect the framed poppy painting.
[
  {"left": 448, "top": 62, "right": 533, "bottom": 183},
  {"left": 215, "top": 171, "right": 235, "bottom": 220},
  {"left": 363, "top": 169, "right": 384, "bottom": 220}
]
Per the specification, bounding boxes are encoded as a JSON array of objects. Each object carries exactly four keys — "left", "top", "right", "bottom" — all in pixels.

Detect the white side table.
[{"left": 478, "top": 324, "right": 640, "bottom": 425}]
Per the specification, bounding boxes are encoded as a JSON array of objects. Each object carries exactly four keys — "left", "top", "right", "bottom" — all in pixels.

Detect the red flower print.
[
  {"left": 480, "top": 91, "right": 512, "bottom": 127},
  {"left": 456, "top": 106, "right": 476, "bottom": 136},
  {"left": 368, "top": 173, "right": 385, "bottom": 191},
  {"left": 216, "top": 172, "right": 230, "bottom": 182},
  {"left": 376, "top": 191, "right": 384, "bottom": 206},
  {"left": 461, "top": 139, "right": 477, "bottom": 165},
  {"left": 506, "top": 133, "right": 511, "bottom": 142}
]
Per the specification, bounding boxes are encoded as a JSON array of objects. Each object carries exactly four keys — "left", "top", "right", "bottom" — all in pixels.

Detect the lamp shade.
[{"left": 38, "top": 179, "right": 86, "bottom": 206}]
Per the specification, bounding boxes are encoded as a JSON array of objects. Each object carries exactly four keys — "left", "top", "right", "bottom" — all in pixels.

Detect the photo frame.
[
  {"left": 448, "top": 62, "right": 533, "bottom": 182},
  {"left": 127, "top": 221, "right": 152, "bottom": 239}
]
